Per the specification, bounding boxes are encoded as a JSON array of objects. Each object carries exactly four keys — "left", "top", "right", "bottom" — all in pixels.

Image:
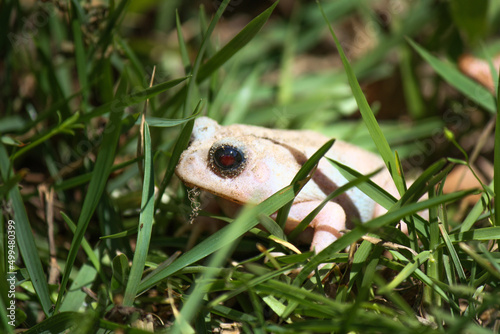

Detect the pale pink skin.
[{"left": 175, "top": 117, "right": 397, "bottom": 254}]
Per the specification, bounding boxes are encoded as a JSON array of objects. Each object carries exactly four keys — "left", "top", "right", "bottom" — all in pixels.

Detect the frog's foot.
[{"left": 287, "top": 201, "right": 346, "bottom": 254}]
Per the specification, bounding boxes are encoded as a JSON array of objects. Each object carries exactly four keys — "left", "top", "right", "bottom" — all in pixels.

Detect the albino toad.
[{"left": 175, "top": 117, "right": 396, "bottom": 254}]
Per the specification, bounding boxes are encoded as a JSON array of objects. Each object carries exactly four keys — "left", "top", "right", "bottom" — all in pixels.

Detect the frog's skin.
[{"left": 175, "top": 117, "right": 396, "bottom": 254}]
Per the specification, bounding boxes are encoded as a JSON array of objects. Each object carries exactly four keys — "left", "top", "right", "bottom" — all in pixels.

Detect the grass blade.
[
  {"left": 60, "top": 212, "right": 102, "bottom": 276},
  {"left": 54, "top": 74, "right": 127, "bottom": 312},
  {"left": 123, "top": 121, "right": 155, "bottom": 306},
  {"left": 0, "top": 144, "right": 52, "bottom": 316},
  {"left": 171, "top": 210, "right": 266, "bottom": 332},
  {"left": 378, "top": 251, "right": 431, "bottom": 294},
  {"left": 287, "top": 169, "right": 375, "bottom": 241},
  {"left": 138, "top": 185, "right": 296, "bottom": 293},
  {"left": 459, "top": 243, "right": 500, "bottom": 280},
  {"left": 439, "top": 225, "right": 467, "bottom": 284},
  {"left": 79, "top": 76, "right": 189, "bottom": 123},
  {"left": 183, "top": 0, "right": 231, "bottom": 117},
  {"left": 53, "top": 157, "right": 140, "bottom": 192},
  {"left": 0, "top": 297, "right": 14, "bottom": 334},
  {"left": 58, "top": 263, "right": 97, "bottom": 312},
  {"left": 448, "top": 226, "right": 500, "bottom": 242},
  {"left": 328, "top": 158, "right": 430, "bottom": 239},
  {"left": 23, "top": 312, "right": 84, "bottom": 334},
  {"left": 155, "top": 0, "right": 279, "bottom": 118},
  {"left": 196, "top": 1, "right": 279, "bottom": 83},
  {"left": 276, "top": 138, "right": 335, "bottom": 229},
  {"left": 318, "top": 2, "right": 405, "bottom": 194},
  {"left": 10, "top": 112, "right": 82, "bottom": 161},
  {"left": 138, "top": 115, "right": 197, "bottom": 127},
  {"left": 296, "top": 189, "right": 475, "bottom": 282}
]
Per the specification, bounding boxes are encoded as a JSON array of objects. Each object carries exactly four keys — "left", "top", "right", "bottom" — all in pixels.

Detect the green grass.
[{"left": 1, "top": 0, "right": 500, "bottom": 333}]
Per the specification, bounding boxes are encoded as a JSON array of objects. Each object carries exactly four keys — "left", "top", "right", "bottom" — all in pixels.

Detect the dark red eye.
[{"left": 209, "top": 144, "right": 246, "bottom": 177}]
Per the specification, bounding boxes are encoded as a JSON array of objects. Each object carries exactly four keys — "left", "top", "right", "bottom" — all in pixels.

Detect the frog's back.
[
  {"left": 232, "top": 123, "right": 385, "bottom": 175},
  {"left": 258, "top": 128, "right": 390, "bottom": 223},
  {"left": 228, "top": 123, "right": 330, "bottom": 150}
]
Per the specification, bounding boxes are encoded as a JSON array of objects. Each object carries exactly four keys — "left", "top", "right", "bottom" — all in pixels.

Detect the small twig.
[
  {"left": 82, "top": 286, "right": 98, "bottom": 301},
  {"left": 39, "top": 184, "right": 60, "bottom": 284},
  {"left": 362, "top": 235, "right": 418, "bottom": 256},
  {"left": 137, "top": 66, "right": 156, "bottom": 178}
]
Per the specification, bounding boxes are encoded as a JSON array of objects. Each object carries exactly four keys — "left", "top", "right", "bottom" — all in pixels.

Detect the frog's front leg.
[{"left": 285, "top": 201, "right": 347, "bottom": 254}]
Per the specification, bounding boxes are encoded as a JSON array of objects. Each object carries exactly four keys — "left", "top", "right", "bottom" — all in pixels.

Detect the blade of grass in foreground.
[
  {"left": 10, "top": 112, "right": 82, "bottom": 161},
  {"left": 318, "top": 1, "right": 405, "bottom": 195},
  {"left": 460, "top": 191, "right": 493, "bottom": 232},
  {"left": 58, "top": 263, "right": 97, "bottom": 312},
  {"left": 23, "top": 312, "right": 83, "bottom": 334},
  {"left": 460, "top": 243, "right": 500, "bottom": 280},
  {"left": 60, "top": 212, "right": 102, "bottom": 278},
  {"left": 293, "top": 189, "right": 475, "bottom": 283},
  {"left": 123, "top": 121, "right": 155, "bottom": 306},
  {"left": 287, "top": 170, "right": 375, "bottom": 241},
  {"left": 171, "top": 207, "right": 259, "bottom": 333},
  {"left": 378, "top": 250, "right": 431, "bottom": 294},
  {"left": 275, "top": 139, "right": 335, "bottom": 229},
  {"left": 448, "top": 226, "right": 500, "bottom": 242},
  {"left": 327, "top": 158, "right": 432, "bottom": 240},
  {"left": 284, "top": 192, "right": 470, "bottom": 317},
  {"left": 138, "top": 115, "right": 198, "bottom": 127},
  {"left": 54, "top": 157, "right": 141, "bottom": 192},
  {"left": 54, "top": 75, "right": 127, "bottom": 312},
  {"left": 0, "top": 171, "right": 25, "bottom": 198},
  {"left": 438, "top": 224, "right": 467, "bottom": 284},
  {"left": 0, "top": 297, "right": 14, "bottom": 334},
  {"left": 138, "top": 185, "right": 296, "bottom": 293},
  {"left": 0, "top": 144, "right": 52, "bottom": 316}
]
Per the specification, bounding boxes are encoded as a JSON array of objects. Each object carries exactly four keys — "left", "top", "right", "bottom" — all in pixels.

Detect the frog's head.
[{"left": 175, "top": 117, "right": 301, "bottom": 204}]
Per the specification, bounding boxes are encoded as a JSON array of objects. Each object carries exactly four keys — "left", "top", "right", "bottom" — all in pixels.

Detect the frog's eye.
[{"left": 209, "top": 144, "right": 247, "bottom": 178}]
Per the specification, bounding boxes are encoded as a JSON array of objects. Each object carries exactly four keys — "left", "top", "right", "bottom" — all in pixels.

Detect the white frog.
[{"left": 175, "top": 117, "right": 397, "bottom": 254}]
